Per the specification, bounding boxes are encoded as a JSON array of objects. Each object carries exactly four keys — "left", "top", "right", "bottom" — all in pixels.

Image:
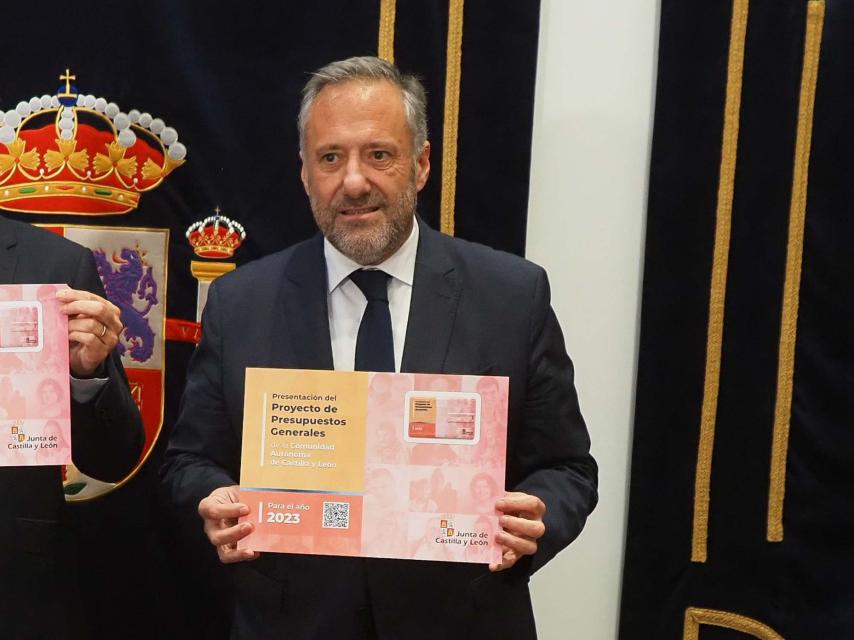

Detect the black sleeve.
[
  {"left": 512, "top": 268, "right": 599, "bottom": 574},
  {"left": 160, "top": 282, "right": 241, "bottom": 512}
]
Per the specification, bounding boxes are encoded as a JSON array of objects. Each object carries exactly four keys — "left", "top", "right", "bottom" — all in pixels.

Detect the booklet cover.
[
  {"left": 0, "top": 284, "right": 71, "bottom": 467},
  {"left": 239, "top": 368, "right": 508, "bottom": 564}
]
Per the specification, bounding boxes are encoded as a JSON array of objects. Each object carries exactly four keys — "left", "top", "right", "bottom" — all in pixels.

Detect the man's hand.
[
  {"left": 490, "top": 491, "right": 546, "bottom": 573},
  {"left": 57, "top": 288, "right": 124, "bottom": 377},
  {"left": 198, "top": 485, "right": 260, "bottom": 564}
]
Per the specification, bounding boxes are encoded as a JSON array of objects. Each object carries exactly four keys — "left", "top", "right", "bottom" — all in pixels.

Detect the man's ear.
[
  {"left": 299, "top": 151, "right": 309, "bottom": 195},
  {"left": 415, "top": 141, "right": 431, "bottom": 192}
]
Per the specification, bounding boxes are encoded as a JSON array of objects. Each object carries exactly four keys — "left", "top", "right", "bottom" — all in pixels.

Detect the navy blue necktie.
[{"left": 350, "top": 269, "right": 395, "bottom": 372}]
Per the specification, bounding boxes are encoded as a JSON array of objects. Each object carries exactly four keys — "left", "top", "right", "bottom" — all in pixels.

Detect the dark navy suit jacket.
[
  {"left": 162, "top": 219, "right": 597, "bottom": 640},
  {"left": 0, "top": 216, "right": 144, "bottom": 639}
]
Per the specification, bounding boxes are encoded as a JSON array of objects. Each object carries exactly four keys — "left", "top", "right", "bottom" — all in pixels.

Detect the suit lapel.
[
  {"left": 281, "top": 233, "right": 334, "bottom": 370},
  {"left": 401, "top": 220, "right": 461, "bottom": 374},
  {"left": 0, "top": 217, "right": 19, "bottom": 284},
  {"left": 278, "top": 221, "right": 461, "bottom": 374}
]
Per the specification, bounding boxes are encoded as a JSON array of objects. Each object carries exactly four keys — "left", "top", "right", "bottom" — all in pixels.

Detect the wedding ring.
[{"left": 99, "top": 323, "right": 107, "bottom": 338}]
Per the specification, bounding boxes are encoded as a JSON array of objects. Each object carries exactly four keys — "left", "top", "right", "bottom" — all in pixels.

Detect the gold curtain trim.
[
  {"left": 692, "top": 0, "right": 750, "bottom": 563},
  {"left": 768, "top": 0, "right": 825, "bottom": 543},
  {"left": 378, "top": 0, "right": 396, "bottom": 63},
  {"left": 440, "top": 0, "right": 465, "bottom": 236},
  {"left": 684, "top": 607, "right": 785, "bottom": 640}
]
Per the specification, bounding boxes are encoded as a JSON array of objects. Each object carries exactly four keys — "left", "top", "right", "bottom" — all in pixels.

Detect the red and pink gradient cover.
[
  {"left": 0, "top": 284, "right": 71, "bottom": 466},
  {"left": 239, "top": 370, "right": 508, "bottom": 564}
]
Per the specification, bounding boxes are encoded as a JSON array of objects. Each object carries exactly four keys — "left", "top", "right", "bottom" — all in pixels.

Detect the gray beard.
[{"left": 312, "top": 186, "right": 416, "bottom": 265}]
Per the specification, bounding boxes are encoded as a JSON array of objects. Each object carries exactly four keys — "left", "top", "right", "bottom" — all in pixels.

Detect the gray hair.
[{"left": 298, "top": 56, "right": 428, "bottom": 155}]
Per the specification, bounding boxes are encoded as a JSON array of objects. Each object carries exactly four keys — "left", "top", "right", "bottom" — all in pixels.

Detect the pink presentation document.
[
  {"left": 239, "top": 369, "right": 508, "bottom": 564},
  {"left": 0, "top": 284, "right": 71, "bottom": 467}
]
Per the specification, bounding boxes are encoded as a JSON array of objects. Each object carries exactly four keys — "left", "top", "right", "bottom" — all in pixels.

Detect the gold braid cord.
[
  {"left": 684, "top": 608, "right": 785, "bottom": 640},
  {"left": 692, "top": 0, "right": 750, "bottom": 563},
  {"left": 378, "top": 0, "right": 396, "bottom": 63},
  {"left": 440, "top": 0, "right": 464, "bottom": 236},
  {"left": 767, "top": 0, "right": 825, "bottom": 543}
]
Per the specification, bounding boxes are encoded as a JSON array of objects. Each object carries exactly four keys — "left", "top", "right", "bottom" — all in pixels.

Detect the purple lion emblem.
[{"left": 93, "top": 247, "right": 158, "bottom": 363}]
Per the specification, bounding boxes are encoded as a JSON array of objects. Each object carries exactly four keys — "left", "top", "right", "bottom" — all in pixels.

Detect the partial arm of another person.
[{"left": 61, "top": 249, "right": 144, "bottom": 482}]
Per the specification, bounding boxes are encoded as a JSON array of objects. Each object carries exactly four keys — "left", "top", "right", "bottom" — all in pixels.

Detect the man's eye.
[
  {"left": 371, "top": 150, "right": 389, "bottom": 161},
  {"left": 322, "top": 153, "right": 338, "bottom": 163}
]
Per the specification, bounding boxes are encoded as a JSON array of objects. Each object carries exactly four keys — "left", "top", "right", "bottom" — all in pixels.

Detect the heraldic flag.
[
  {"left": 621, "top": 1, "right": 854, "bottom": 637},
  {"left": 0, "top": 1, "right": 541, "bottom": 637}
]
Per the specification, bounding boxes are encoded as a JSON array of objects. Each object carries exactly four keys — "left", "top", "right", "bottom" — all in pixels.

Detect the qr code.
[{"left": 322, "top": 501, "right": 350, "bottom": 529}]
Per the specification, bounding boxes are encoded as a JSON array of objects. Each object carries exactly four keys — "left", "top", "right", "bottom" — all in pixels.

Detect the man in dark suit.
[
  {"left": 161, "top": 56, "right": 597, "bottom": 639},
  {"left": 0, "top": 216, "right": 145, "bottom": 639}
]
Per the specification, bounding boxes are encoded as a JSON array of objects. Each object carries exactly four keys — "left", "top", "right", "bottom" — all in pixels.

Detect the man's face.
[{"left": 300, "top": 79, "right": 430, "bottom": 265}]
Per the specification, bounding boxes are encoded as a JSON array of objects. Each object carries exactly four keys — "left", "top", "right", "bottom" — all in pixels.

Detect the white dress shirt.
[{"left": 324, "top": 221, "right": 419, "bottom": 372}]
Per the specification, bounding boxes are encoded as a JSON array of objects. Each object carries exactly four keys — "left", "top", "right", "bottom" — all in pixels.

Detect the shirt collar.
[{"left": 324, "top": 218, "right": 419, "bottom": 294}]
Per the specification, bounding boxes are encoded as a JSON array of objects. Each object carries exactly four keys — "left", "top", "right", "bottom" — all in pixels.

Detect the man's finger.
[
  {"left": 208, "top": 521, "right": 254, "bottom": 548},
  {"left": 68, "top": 330, "right": 107, "bottom": 350},
  {"left": 68, "top": 331, "right": 118, "bottom": 361},
  {"left": 496, "top": 493, "right": 545, "bottom": 517},
  {"left": 499, "top": 515, "right": 546, "bottom": 540},
  {"left": 218, "top": 546, "right": 260, "bottom": 564},
  {"left": 199, "top": 499, "right": 250, "bottom": 521},
  {"left": 496, "top": 530, "right": 538, "bottom": 557},
  {"left": 68, "top": 318, "right": 114, "bottom": 340},
  {"left": 56, "top": 288, "right": 101, "bottom": 303},
  {"left": 61, "top": 299, "right": 122, "bottom": 326},
  {"left": 489, "top": 548, "right": 520, "bottom": 572}
]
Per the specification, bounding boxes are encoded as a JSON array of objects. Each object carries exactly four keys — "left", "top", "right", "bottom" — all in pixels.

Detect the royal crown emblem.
[
  {"left": 0, "top": 70, "right": 187, "bottom": 215},
  {"left": 186, "top": 207, "right": 247, "bottom": 259}
]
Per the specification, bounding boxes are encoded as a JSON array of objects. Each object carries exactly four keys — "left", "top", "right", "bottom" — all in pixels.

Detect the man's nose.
[{"left": 342, "top": 156, "right": 371, "bottom": 197}]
